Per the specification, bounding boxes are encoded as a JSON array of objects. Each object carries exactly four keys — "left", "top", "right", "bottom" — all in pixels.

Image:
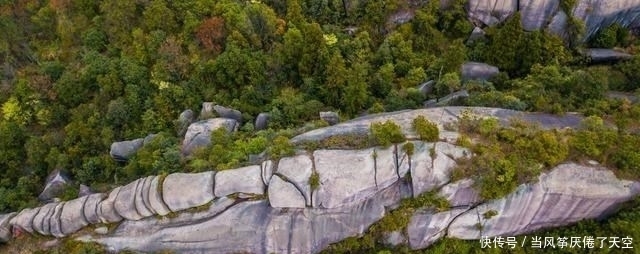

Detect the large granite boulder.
[
  {"left": 461, "top": 62, "right": 499, "bottom": 81},
  {"left": 320, "top": 111, "right": 340, "bottom": 126},
  {"left": 60, "top": 196, "right": 89, "bottom": 235},
  {"left": 32, "top": 203, "right": 57, "bottom": 235},
  {"left": 177, "top": 109, "right": 195, "bottom": 136},
  {"left": 585, "top": 48, "right": 633, "bottom": 63},
  {"left": 83, "top": 193, "right": 106, "bottom": 224},
  {"left": 0, "top": 213, "right": 16, "bottom": 242},
  {"left": 274, "top": 155, "right": 313, "bottom": 206},
  {"left": 200, "top": 102, "right": 215, "bottom": 119},
  {"left": 467, "top": 0, "right": 518, "bottom": 26},
  {"left": 267, "top": 176, "right": 306, "bottom": 208},
  {"left": 113, "top": 179, "right": 144, "bottom": 221},
  {"left": 447, "top": 163, "right": 640, "bottom": 239},
  {"left": 97, "top": 187, "right": 123, "bottom": 224},
  {"left": 182, "top": 118, "right": 238, "bottom": 155},
  {"left": 519, "top": 0, "right": 559, "bottom": 31},
  {"left": 163, "top": 172, "right": 215, "bottom": 212},
  {"left": 38, "top": 169, "right": 71, "bottom": 202},
  {"left": 214, "top": 165, "right": 264, "bottom": 197},
  {"left": 110, "top": 138, "right": 144, "bottom": 162},
  {"left": 255, "top": 112, "right": 271, "bottom": 131},
  {"left": 572, "top": 0, "right": 640, "bottom": 40},
  {"left": 148, "top": 176, "right": 171, "bottom": 216},
  {"left": 214, "top": 105, "right": 243, "bottom": 124}
]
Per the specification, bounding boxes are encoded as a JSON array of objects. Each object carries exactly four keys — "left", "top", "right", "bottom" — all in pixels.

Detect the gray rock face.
[
  {"left": 32, "top": 203, "right": 57, "bottom": 235},
  {"left": 519, "top": 0, "right": 559, "bottom": 31},
  {"left": 438, "top": 179, "right": 480, "bottom": 207},
  {"left": 467, "top": 0, "right": 518, "bottom": 26},
  {"left": 148, "top": 176, "right": 171, "bottom": 216},
  {"left": 461, "top": 62, "right": 500, "bottom": 81},
  {"left": 200, "top": 102, "right": 215, "bottom": 119},
  {"left": 10, "top": 207, "right": 40, "bottom": 234},
  {"left": 83, "top": 193, "right": 106, "bottom": 224},
  {"left": 448, "top": 163, "right": 640, "bottom": 239},
  {"left": 110, "top": 138, "right": 144, "bottom": 161},
  {"left": 98, "top": 187, "right": 123, "bottom": 224},
  {"left": 182, "top": 118, "right": 239, "bottom": 155},
  {"left": 79, "top": 181, "right": 410, "bottom": 254},
  {"left": 178, "top": 109, "right": 195, "bottom": 136},
  {"left": 276, "top": 154, "right": 313, "bottom": 206},
  {"left": 573, "top": 0, "right": 640, "bottom": 40},
  {"left": 79, "top": 184, "right": 93, "bottom": 197},
  {"left": 586, "top": 48, "right": 633, "bottom": 63},
  {"left": 261, "top": 160, "right": 274, "bottom": 186},
  {"left": 49, "top": 202, "right": 65, "bottom": 237},
  {"left": 213, "top": 105, "right": 243, "bottom": 124},
  {"left": 0, "top": 213, "right": 16, "bottom": 242},
  {"left": 313, "top": 149, "right": 377, "bottom": 208},
  {"left": 214, "top": 165, "right": 264, "bottom": 197},
  {"left": 163, "top": 172, "right": 215, "bottom": 212},
  {"left": 417, "top": 80, "right": 435, "bottom": 96},
  {"left": 60, "top": 196, "right": 89, "bottom": 235},
  {"left": 408, "top": 208, "right": 469, "bottom": 249},
  {"left": 114, "top": 179, "right": 144, "bottom": 221},
  {"left": 255, "top": 112, "right": 271, "bottom": 131},
  {"left": 375, "top": 146, "right": 402, "bottom": 191},
  {"left": 38, "top": 169, "right": 71, "bottom": 202},
  {"left": 268, "top": 176, "right": 306, "bottom": 208},
  {"left": 548, "top": 10, "right": 569, "bottom": 36},
  {"left": 319, "top": 111, "right": 340, "bottom": 126},
  {"left": 410, "top": 142, "right": 469, "bottom": 197}
]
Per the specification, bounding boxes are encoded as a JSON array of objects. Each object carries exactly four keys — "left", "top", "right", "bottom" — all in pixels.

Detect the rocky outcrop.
[
  {"left": 272, "top": 155, "right": 313, "bottom": 206},
  {"left": 467, "top": 0, "right": 518, "bottom": 26},
  {"left": 319, "top": 111, "right": 340, "bottom": 126},
  {"left": 0, "top": 213, "right": 16, "bottom": 242},
  {"left": 182, "top": 118, "right": 238, "bottom": 155},
  {"left": 461, "top": 62, "right": 500, "bottom": 81},
  {"left": 163, "top": 172, "right": 215, "bottom": 212},
  {"left": 214, "top": 166, "right": 264, "bottom": 197},
  {"left": 213, "top": 105, "right": 243, "bottom": 124},
  {"left": 177, "top": 109, "right": 195, "bottom": 136},
  {"left": 585, "top": 48, "right": 634, "bottom": 63},
  {"left": 447, "top": 163, "right": 640, "bottom": 239},
  {"left": 110, "top": 139, "right": 143, "bottom": 162},
  {"left": 38, "top": 170, "right": 71, "bottom": 203},
  {"left": 519, "top": 0, "right": 559, "bottom": 31}
]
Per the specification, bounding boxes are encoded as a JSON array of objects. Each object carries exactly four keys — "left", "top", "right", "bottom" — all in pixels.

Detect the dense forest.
[{"left": 1, "top": 0, "right": 640, "bottom": 252}]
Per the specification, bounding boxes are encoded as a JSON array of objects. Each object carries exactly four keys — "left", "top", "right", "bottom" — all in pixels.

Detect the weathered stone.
[
  {"left": 38, "top": 169, "right": 71, "bottom": 202},
  {"left": 467, "top": 27, "right": 486, "bottom": 42},
  {"left": 438, "top": 179, "right": 480, "bottom": 207},
  {"left": 448, "top": 163, "right": 640, "bottom": 239},
  {"left": 417, "top": 80, "right": 435, "bottom": 96},
  {"left": 98, "top": 187, "right": 123, "bottom": 224},
  {"left": 585, "top": 48, "right": 633, "bottom": 63},
  {"left": 200, "top": 102, "right": 215, "bottom": 119},
  {"left": 60, "top": 196, "right": 89, "bottom": 235},
  {"left": 83, "top": 193, "right": 106, "bottom": 224},
  {"left": 140, "top": 176, "right": 155, "bottom": 216},
  {"left": 214, "top": 166, "right": 264, "bottom": 197},
  {"left": 163, "top": 172, "right": 215, "bottom": 212},
  {"left": 461, "top": 62, "right": 499, "bottom": 81},
  {"left": 548, "top": 10, "right": 569, "bottom": 37},
  {"left": 149, "top": 176, "right": 171, "bottom": 216},
  {"left": 255, "top": 112, "right": 270, "bottom": 131},
  {"left": 32, "top": 203, "right": 57, "bottom": 235},
  {"left": 572, "top": 0, "right": 640, "bottom": 40},
  {"left": 182, "top": 118, "right": 238, "bottom": 155},
  {"left": 375, "top": 146, "right": 401, "bottom": 191},
  {"left": 467, "top": 0, "right": 518, "bottom": 26},
  {"left": 268, "top": 176, "right": 306, "bottom": 208},
  {"left": 408, "top": 142, "right": 435, "bottom": 197},
  {"left": 49, "top": 202, "right": 65, "bottom": 237},
  {"left": 9, "top": 207, "right": 40, "bottom": 234},
  {"left": 261, "top": 160, "right": 274, "bottom": 186},
  {"left": 408, "top": 208, "right": 469, "bottom": 249},
  {"left": 94, "top": 226, "right": 109, "bottom": 235},
  {"left": 519, "top": 0, "right": 559, "bottom": 31},
  {"left": 0, "top": 213, "right": 16, "bottom": 242},
  {"left": 134, "top": 177, "right": 154, "bottom": 218},
  {"left": 276, "top": 154, "right": 313, "bottom": 206},
  {"left": 110, "top": 138, "right": 144, "bottom": 162},
  {"left": 114, "top": 179, "right": 144, "bottom": 221},
  {"left": 213, "top": 105, "right": 243, "bottom": 124},
  {"left": 313, "top": 149, "right": 377, "bottom": 208},
  {"left": 78, "top": 184, "right": 93, "bottom": 197},
  {"left": 320, "top": 111, "right": 340, "bottom": 126},
  {"left": 382, "top": 231, "right": 407, "bottom": 247},
  {"left": 178, "top": 109, "right": 195, "bottom": 136}
]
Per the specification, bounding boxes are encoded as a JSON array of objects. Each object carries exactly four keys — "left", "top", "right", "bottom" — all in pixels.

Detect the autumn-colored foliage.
[{"left": 196, "top": 17, "right": 226, "bottom": 53}]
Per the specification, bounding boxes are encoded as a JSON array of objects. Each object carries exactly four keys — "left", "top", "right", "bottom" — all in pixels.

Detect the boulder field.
[{"left": 1, "top": 107, "right": 638, "bottom": 254}]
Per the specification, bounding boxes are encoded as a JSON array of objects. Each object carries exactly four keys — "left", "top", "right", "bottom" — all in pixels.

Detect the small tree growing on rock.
[
  {"left": 371, "top": 121, "right": 405, "bottom": 147},
  {"left": 412, "top": 116, "right": 439, "bottom": 142}
]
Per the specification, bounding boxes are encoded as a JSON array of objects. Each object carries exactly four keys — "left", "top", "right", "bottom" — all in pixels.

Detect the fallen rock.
[
  {"left": 200, "top": 102, "right": 215, "bottom": 119},
  {"left": 38, "top": 169, "right": 71, "bottom": 203},
  {"left": 177, "top": 109, "right": 195, "bottom": 136},
  {"left": 78, "top": 184, "right": 93, "bottom": 197},
  {"left": 97, "top": 187, "right": 123, "bottom": 224},
  {"left": 313, "top": 148, "right": 377, "bottom": 208},
  {"left": 213, "top": 105, "right": 243, "bottom": 124},
  {"left": 60, "top": 196, "right": 89, "bottom": 235},
  {"left": 255, "top": 112, "right": 271, "bottom": 131},
  {"left": 110, "top": 138, "right": 144, "bottom": 161},
  {"left": 114, "top": 179, "right": 144, "bottom": 221},
  {"left": 0, "top": 213, "right": 16, "bottom": 242},
  {"left": 585, "top": 48, "right": 633, "bottom": 63},
  {"left": 320, "top": 111, "right": 340, "bottom": 126},
  {"left": 467, "top": 0, "right": 518, "bottom": 26},
  {"left": 276, "top": 154, "right": 313, "bottom": 206},
  {"left": 461, "top": 62, "right": 500, "bottom": 81},
  {"left": 417, "top": 80, "right": 435, "bottom": 96},
  {"left": 163, "top": 172, "right": 215, "bottom": 212},
  {"left": 447, "top": 163, "right": 640, "bottom": 239},
  {"left": 214, "top": 166, "right": 264, "bottom": 197},
  {"left": 267, "top": 176, "right": 306, "bottom": 208},
  {"left": 408, "top": 208, "right": 469, "bottom": 249},
  {"left": 9, "top": 207, "right": 40, "bottom": 234},
  {"left": 83, "top": 193, "right": 106, "bottom": 224},
  {"left": 182, "top": 118, "right": 239, "bottom": 155}
]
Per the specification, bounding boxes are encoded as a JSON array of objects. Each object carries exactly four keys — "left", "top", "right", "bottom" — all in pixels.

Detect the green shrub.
[
  {"left": 370, "top": 120, "right": 406, "bottom": 147},
  {"left": 412, "top": 116, "right": 439, "bottom": 142},
  {"left": 309, "top": 171, "right": 320, "bottom": 190},
  {"left": 268, "top": 135, "right": 294, "bottom": 159},
  {"left": 402, "top": 142, "right": 414, "bottom": 156}
]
